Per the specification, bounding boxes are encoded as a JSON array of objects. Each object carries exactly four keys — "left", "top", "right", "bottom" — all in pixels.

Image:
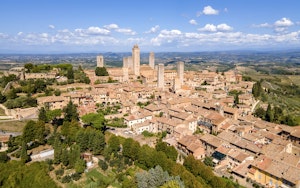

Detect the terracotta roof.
[
  {"left": 37, "top": 96, "right": 65, "bottom": 103},
  {"left": 144, "top": 104, "right": 163, "bottom": 112},
  {"left": 291, "top": 128, "right": 300, "bottom": 138},
  {"left": 199, "top": 134, "right": 223, "bottom": 148},
  {"left": 232, "top": 161, "right": 252, "bottom": 177}
]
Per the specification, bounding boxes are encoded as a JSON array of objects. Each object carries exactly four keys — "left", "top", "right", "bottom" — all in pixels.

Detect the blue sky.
[{"left": 0, "top": 0, "right": 300, "bottom": 53}]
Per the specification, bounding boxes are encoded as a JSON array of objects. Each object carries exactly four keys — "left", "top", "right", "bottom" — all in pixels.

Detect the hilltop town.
[{"left": 0, "top": 45, "right": 300, "bottom": 188}]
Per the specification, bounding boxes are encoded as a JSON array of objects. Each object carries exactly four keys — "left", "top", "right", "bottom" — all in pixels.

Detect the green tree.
[
  {"left": 136, "top": 165, "right": 184, "bottom": 188},
  {"left": 66, "top": 67, "right": 74, "bottom": 80},
  {"left": 108, "top": 135, "right": 120, "bottom": 154},
  {"left": 78, "top": 65, "right": 83, "bottom": 72},
  {"left": 54, "top": 89, "right": 61, "bottom": 96},
  {"left": 61, "top": 149, "right": 69, "bottom": 166},
  {"left": 76, "top": 128, "right": 105, "bottom": 154},
  {"left": 35, "top": 121, "right": 46, "bottom": 144},
  {"left": 0, "top": 93, "right": 7, "bottom": 103},
  {"left": 234, "top": 94, "right": 239, "bottom": 106},
  {"left": 38, "top": 107, "right": 48, "bottom": 122},
  {"left": 24, "top": 63, "right": 34, "bottom": 73},
  {"left": 0, "top": 152, "right": 10, "bottom": 163},
  {"left": 0, "top": 161, "right": 58, "bottom": 188},
  {"left": 252, "top": 80, "right": 263, "bottom": 99},
  {"left": 20, "top": 142, "right": 30, "bottom": 163},
  {"left": 81, "top": 112, "right": 106, "bottom": 130},
  {"left": 273, "top": 106, "right": 283, "bottom": 123},
  {"left": 5, "top": 88, "right": 17, "bottom": 99},
  {"left": 53, "top": 135, "right": 62, "bottom": 164},
  {"left": 284, "top": 115, "right": 298, "bottom": 126},
  {"left": 95, "top": 67, "right": 109, "bottom": 76},
  {"left": 122, "top": 138, "right": 140, "bottom": 161},
  {"left": 203, "top": 156, "right": 214, "bottom": 167},
  {"left": 22, "top": 120, "right": 36, "bottom": 144},
  {"left": 68, "top": 144, "right": 81, "bottom": 168},
  {"left": 61, "top": 120, "right": 80, "bottom": 143},
  {"left": 155, "top": 141, "right": 178, "bottom": 161},
  {"left": 98, "top": 159, "right": 108, "bottom": 171},
  {"left": 254, "top": 107, "right": 266, "bottom": 120},
  {"left": 75, "top": 158, "right": 86, "bottom": 174},
  {"left": 265, "top": 104, "right": 274, "bottom": 122},
  {"left": 63, "top": 100, "right": 79, "bottom": 122},
  {"left": 91, "top": 131, "right": 105, "bottom": 155},
  {"left": 46, "top": 109, "right": 62, "bottom": 123}
]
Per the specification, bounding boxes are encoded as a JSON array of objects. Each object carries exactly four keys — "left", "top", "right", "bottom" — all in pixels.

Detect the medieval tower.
[
  {"left": 157, "top": 64, "right": 164, "bottom": 89},
  {"left": 96, "top": 55, "right": 104, "bottom": 67},
  {"left": 149, "top": 52, "right": 155, "bottom": 69},
  {"left": 177, "top": 61, "right": 184, "bottom": 85},
  {"left": 132, "top": 44, "right": 140, "bottom": 76}
]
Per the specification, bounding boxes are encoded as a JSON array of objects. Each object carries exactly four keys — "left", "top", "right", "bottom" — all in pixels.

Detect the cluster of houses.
[
  {"left": 32, "top": 69, "right": 300, "bottom": 187},
  {"left": 1, "top": 63, "right": 300, "bottom": 188}
]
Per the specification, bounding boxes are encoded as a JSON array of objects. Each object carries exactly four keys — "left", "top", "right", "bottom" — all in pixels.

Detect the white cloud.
[
  {"left": 2, "top": 23, "right": 300, "bottom": 51},
  {"left": 217, "top": 24, "right": 233, "bottom": 31},
  {"left": 0, "top": 33, "right": 9, "bottom": 39},
  {"left": 86, "top": 27, "right": 110, "bottom": 35},
  {"left": 116, "top": 28, "right": 136, "bottom": 35},
  {"left": 198, "top": 23, "right": 232, "bottom": 32},
  {"left": 151, "top": 29, "right": 182, "bottom": 46},
  {"left": 274, "top": 27, "right": 286, "bottom": 33},
  {"left": 48, "top": 25, "right": 55, "bottom": 29},
  {"left": 253, "top": 23, "right": 272, "bottom": 28},
  {"left": 189, "top": 19, "right": 198, "bottom": 25},
  {"left": 161, "top": 29, "right": 182, "bottom": 35},
  {"left": 145, "top": 25, "right": 160, "bottom": 34},
  {"left": 274, "top": 17, "right": 294, "bottom": 27},
  {"left": 103, "top": 24, "right": 136, "bottom": 35},
  {"left": 254, "top": 18, "right": 294, "bottom": 33},
  {"left": 104, "top": 24, "right": 119, "bottom": 30},
  {"left": 199, "top": 24, "right": 217, "bottom": 32},
  {"left": 74, "top": 27, "right": 110, "bottom": 35},
  {"left": 224, "top": 8, "right": 228, "bottom": 13},
  {"left": 202, "top": 6, "right": 219, "bottom": 15}
]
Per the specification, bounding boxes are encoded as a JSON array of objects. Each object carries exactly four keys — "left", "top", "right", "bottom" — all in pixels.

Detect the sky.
[{"left": 0, "top": 0, "right": 300, "bottom": 53}]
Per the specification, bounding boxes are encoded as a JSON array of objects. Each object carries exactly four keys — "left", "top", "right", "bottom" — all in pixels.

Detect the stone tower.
[
  {"left": 157, "top": 64, "right": 164, "bottom": 89},
  {"left": 123, "top": 57, "right": 128, "bottom": 68},
  {"left": 149, "top": 52, "right": 155, "bottom": 69},
  {"left": 132, "top": 44, "right": 140, "bottom": 76},
  {"left": 173, "top": 77, "right": 180, "bottom": 91},
  {"left": 128, "top": 56, "right": 133, "bottom": 72},
  {"left": 122, "top": 67, "right": 129, "bottom": 82},
  {"left": 177, "top": 61, "right": 184, "bottom": 84},
  {"left": 96, "top": 55, "right": 104, "bottom": 67}
]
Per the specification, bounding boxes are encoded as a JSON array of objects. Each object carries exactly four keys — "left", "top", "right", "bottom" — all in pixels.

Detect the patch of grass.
[
  {"left": 0, "top": 107, "right": 5, "bottom": 116},
  {"left": 0, "top": 120, "right": 28, "bottom": 132}
]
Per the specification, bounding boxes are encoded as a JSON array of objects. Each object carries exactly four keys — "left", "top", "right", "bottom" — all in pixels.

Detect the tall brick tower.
[
  {"left": 149, "top": 52, "right": 155, "bottom": 69},
  {"left": 132, "top": 44, "right": 140, "bottom": 76}
]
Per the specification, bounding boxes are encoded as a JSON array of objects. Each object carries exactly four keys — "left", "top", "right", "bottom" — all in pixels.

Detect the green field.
[
  {"left": 241, "top": 71, "right": 300, "bottom": 124},
  {"left": 0, "top": 120, "right": 27, "bottom": 132}
]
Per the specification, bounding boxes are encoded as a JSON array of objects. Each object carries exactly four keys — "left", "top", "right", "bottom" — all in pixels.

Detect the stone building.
[
  {"left": 96, "top": 55, "right": 104, "bottom": 67},
  {"left": 157, "top": 64, "right": 164, "bottom": 89},
  {"left": 177, "top": 61, "right": 184, "bottom": 85},
  {"left": 149, "top": 52, "right": 155, "bottom": 69},
  {"left": 132, "top": 44, "right": 140, "bottom": 76}
]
